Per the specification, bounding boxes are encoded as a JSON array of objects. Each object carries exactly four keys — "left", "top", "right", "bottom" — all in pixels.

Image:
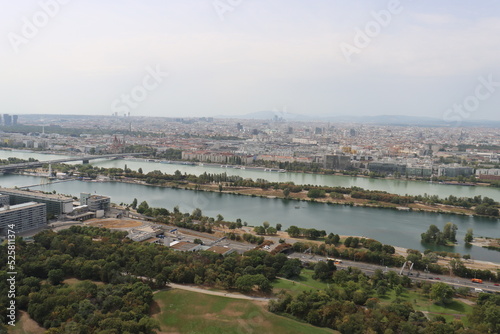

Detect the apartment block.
[
  {"left": 0, "top": 202, "right": 47, "bottom": 236},
  {"left": 0, "top": 188, "right": 73, "bottom": 216}
]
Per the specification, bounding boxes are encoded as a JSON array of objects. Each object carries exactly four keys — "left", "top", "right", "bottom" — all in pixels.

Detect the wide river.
[{"left": 1, "top": 150, "right": 499, "bottom": 262}]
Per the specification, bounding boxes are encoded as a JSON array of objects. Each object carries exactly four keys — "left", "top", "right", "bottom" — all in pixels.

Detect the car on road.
[
  {"left": 434, "top": 277, "right": 441, "bottom": 280},
  {"left": 494, "top": 283, "right": 499, "bottom": 286}
]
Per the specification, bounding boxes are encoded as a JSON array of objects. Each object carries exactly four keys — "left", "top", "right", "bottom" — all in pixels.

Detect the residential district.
[{"left": 1, "top": 114, "right": 499, "bottom": 182}]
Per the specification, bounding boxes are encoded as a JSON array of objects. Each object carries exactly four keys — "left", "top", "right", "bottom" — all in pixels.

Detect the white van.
[{"left": 474, "top": 288, "right": 484, "bottom": 293}]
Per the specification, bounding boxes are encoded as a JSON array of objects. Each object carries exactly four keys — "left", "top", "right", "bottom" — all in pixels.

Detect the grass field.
[
  {"left": 274, "top": 269, "right": 330, "bottom": 296},
  {"left": 152, "top": 289, "right": 336, "bottom": 334},
  {"left": 379, "top": 289, "right": 473, "bottom": 324}
]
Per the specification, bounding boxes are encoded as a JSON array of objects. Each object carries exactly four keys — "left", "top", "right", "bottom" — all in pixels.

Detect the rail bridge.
[{"left": 0, "top": 152, "right": 147, "bottom": 172}]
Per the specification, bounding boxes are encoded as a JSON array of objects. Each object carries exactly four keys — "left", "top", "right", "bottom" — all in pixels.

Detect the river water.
[{"left": 1, "top": 150, "right": 499, "bottom": 262}]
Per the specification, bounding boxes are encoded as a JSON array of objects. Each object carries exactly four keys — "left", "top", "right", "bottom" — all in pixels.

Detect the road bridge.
[{"left": 0, "top": 152, "right": 147, "bottom": 172}]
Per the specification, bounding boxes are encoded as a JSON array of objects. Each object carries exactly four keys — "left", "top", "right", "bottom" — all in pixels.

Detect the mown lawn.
[
  {"left": 152, "top": 289, "right": 336, "bottom": 334},
  {"left": 379, "top": 289, "right": 473, "bottom": 324},
  {"left": 274, "top": 269, "right": 330, "bottom": 296}
]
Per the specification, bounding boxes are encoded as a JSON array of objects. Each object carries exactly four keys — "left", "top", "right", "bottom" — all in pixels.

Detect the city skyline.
[{"left": 1, "top": 0, "right": 499, "bottom": 121}]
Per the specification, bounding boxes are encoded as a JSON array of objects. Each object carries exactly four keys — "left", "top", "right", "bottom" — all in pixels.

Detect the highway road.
[{"left": 287, "top": 253, "right": 500, "bottom": 293}]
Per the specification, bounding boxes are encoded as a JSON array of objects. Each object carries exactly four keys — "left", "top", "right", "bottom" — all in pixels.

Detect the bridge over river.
[{"left": 0, "top": 152, "right": 147, "bottom": 172}]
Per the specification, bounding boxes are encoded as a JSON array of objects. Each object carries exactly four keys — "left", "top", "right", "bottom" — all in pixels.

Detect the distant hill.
[
  {"left": 216, "top": 110, "right": 311, "bottom": 121},
  {"left": 216, "top": 112, "right": 500, "bottom": 127}
]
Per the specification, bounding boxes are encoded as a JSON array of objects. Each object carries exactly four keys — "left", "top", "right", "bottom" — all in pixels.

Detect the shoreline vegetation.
[{"left": 40, "top": 162, "right": 499, "bottom": 219}]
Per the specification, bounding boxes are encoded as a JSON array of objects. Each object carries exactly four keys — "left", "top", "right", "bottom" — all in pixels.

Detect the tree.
[
  {"left": 276, "top": 223, "right": 282, "bottom": 231},
  {"left": 464, "top": 228, "right": 473, "bottom": 243},
  {"left": 443, "top": 222, "right": 458, "bottom": 242},
  {"left": 216, "top": 214, "right": 224, "bottom": 222},
  {"left": 430, "top": 282, "right": 454, "bottom": 305},
  {"left": 279, "top": 259, "right": 302, "bottom": 278},
  {"left": 131, "top": 198, "right": 138, "bottom": 209},
  {"left": 263, "top": 221, "right": 270, "bottom": 230},
  {"left": 254, "top": 226, "right": 266, "bottom": 235},
  {"left": 287, "top": 225, "right": 301, "bottom": 238},
  {"left": 48, "top": 269, "right": 64, "bottom": 285},
  {"left": 267, "top": 227, "right": 277, "bottom": 235},
  {"left": 283, "top": 188, "right": 290, "bottom": 198},
  {"left": 307, "top": 188, "right": 326, "bottom": 198},
  {"left": 235, "top": 274, "right": 256, "bottom": 292},
  {"left": 138, "top": 167, "right": 143, "bottom": 174},
  {"left": 192, "top": 208, "right": 202, "bottom": 219},
  {"left": 421, "top": 224, "right": 447, "bottom": 245},
  {"left": 313, "top": 261, "right": 336, "bottom": 280},
  {"left": 344, "top": 236, "right": 353, "bottom": 247},
  {"left": 137, "top": 201, "right": 149, "bottom": 214}
]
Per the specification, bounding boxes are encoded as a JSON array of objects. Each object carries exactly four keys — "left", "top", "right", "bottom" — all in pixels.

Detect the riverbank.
[{"left": 471, "top": 237, "right": 500, "bottom": 251}]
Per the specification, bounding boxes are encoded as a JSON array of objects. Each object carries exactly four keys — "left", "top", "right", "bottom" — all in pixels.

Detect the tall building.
[
  {"left": 12, "top": 115, "right": 18, "bottom": 125},
  {"left": 0, "top": 188, "right": 73, "bottom": 216},
  {"left": 3, "top": 114, "right": 12, "bottom": 126},
  {"left": 0, "top": 202, "right": 47, "bottom": 236}
]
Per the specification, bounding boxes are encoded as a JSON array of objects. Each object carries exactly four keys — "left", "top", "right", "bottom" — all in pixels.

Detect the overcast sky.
[{"left": 1, "top": 0, "right": 499, "bottom": 121}]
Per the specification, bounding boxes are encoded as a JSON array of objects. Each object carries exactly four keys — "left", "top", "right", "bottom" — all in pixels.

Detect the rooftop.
[
  {"left": 0, "top": 201, "right": 45, "bottom": 212},
  {"left": 0, "top": 188, "right": 73, "bottom": 202},
  {"left": 169, "top": 241, "right": 199, "bottom": 251},
  {"left": 206, "top": 245, "right": 233, "bottom": 255}
]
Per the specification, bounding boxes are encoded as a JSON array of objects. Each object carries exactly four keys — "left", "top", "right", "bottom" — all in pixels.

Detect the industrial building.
[
  {"left": 0, "top": 188, "right": 73, "bottom": 216},
  {"left": 0, "top": 202, "right": 47, "bottom": 235}
]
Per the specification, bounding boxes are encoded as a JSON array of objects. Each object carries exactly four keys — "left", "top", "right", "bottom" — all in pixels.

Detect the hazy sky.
[{"left": 1, "top": 0, "right": 499, "bottom": 121}]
